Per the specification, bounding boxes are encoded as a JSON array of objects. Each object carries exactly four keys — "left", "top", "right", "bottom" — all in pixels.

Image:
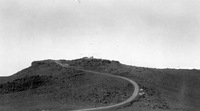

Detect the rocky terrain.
[
  {"left": 0, "top": 59, "right": 133, "bottom": 111},
  {"left": 0, "top": 57, "right": 200, "bottom": 111}
]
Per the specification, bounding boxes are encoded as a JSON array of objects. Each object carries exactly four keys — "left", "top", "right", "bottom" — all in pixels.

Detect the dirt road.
[{"left": 55, "top": 60, "right": 139, "bottom": 111}]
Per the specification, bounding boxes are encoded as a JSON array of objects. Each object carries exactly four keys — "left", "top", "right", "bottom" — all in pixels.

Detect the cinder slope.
[
  {"left": 65, "top": 58, "right": 200, "bottom": 111},
  {"left": 55, "top": 60, "right": 139, "bottom": 111},
  {"left": 0, "top": 59, "right": 134, "bottom": 111},
  {"left": 0, "top": 58, "right": 200, "bottom": 111}
]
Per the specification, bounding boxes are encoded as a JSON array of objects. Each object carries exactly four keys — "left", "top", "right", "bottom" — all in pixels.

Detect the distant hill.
[{"left": 0, "top": 57, "right": 200, "bottom": 111}]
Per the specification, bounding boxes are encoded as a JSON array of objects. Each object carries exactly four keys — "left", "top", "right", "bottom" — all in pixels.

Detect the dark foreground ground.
[{"left": 0, "top": 58, "right": 200, "bottom": 111}]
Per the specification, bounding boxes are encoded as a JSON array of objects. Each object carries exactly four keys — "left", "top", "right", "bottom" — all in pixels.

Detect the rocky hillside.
[
  {"left": 65, "top": 58, "right": 200, "bottom": 111},
  {"left": 0, "top": 57, "right": 200, "bottom": 111},
  {"left": 0, "top": 59, "right": 134, "bottom": 111}
]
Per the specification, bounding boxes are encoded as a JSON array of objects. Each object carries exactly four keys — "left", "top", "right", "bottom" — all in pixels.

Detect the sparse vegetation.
[
  {"left": 0, "top": 58, "right": 200, "bottom": 111},
  {"left": 0, "top": 75, "right": 53, "bottom": 94}
]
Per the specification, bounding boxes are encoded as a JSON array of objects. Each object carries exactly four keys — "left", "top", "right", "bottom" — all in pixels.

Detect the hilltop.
[{"left": 0, "top": 57, "right": 200, "bottom": 111}]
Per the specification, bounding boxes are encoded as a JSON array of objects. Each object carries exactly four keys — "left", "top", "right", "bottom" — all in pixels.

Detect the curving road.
[{"left": 54, "top": 60, "right": 139, "bottom": 111}]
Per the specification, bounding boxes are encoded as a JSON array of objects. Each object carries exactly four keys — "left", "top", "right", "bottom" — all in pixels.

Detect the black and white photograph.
[{"left": 0, "top": 0, "right": 200, "bottom": 111}]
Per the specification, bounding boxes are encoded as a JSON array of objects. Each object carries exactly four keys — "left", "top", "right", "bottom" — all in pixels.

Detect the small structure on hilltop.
[{"left": 82, "top": 56, "right": 94, "bottom": 59}]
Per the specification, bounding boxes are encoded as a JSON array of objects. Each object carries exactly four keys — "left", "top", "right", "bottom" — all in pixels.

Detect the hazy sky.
[{"left": 1, "top": 0, "right": 200, "bottom": 76}]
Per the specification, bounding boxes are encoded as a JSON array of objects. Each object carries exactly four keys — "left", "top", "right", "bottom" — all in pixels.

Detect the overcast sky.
[{"left": 1, "top": 0, "right": 200, "bottom": 76}]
